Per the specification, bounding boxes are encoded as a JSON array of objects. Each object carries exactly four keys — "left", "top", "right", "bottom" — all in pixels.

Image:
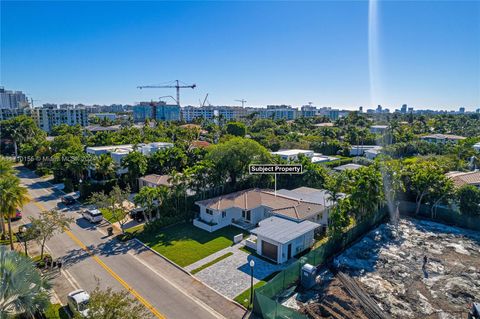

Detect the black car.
[
  {"left": 61, "top": 195, "right": 76, "bottom": 205},
  {"left": 129, "top": 209, "right": 145, "bottom": 222}
]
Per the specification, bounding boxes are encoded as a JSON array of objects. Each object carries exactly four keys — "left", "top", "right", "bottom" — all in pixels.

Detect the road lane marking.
[
  {"left": 30, "top": 199, "right": 166, "bottom": 319},
  {"left": 126, "top": 247, "right": 224, "bottom": 319}
]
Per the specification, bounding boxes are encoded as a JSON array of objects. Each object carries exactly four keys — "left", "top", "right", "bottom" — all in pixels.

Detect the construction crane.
[
  {"left": 137, "top": 80, "right": 196, "bottom": 107},
  {"left": 235, "top": 99, "right": 247, "bottom": 107},
  {"left": 199, "top": 93, "right": 209, "bottom": 107}
]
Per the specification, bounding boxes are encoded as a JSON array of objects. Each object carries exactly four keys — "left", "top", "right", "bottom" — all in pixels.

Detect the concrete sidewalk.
[{"left": 127, "top": 239, "right": 247, "bottom": 319}]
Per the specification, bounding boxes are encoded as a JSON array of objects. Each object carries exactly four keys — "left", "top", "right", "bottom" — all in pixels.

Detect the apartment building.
[
  {"left": 181, "top": 105, "right": 255, "bottom": 122},
  {"left": 0, "top": 87, "right": 28, "bottom": 109},
  {"left": 31, "top": 104, "right": 88, "bottom": 132},
  {"left": 133, "top": 102, "right": 180, "bottom": 122}
]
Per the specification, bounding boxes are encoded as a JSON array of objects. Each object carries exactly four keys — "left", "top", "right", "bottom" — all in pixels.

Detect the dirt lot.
[{"left": 282, "top": 218, "right": 480, "bottom": 319}]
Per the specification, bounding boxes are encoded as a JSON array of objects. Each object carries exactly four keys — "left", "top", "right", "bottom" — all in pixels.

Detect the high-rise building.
[
  {"left": 133, "top": 102, "right": 180, "bottom": 122},
  {"left": 459, "top": 107, "right": 465, "bottom": 114},
  {"left": 32, "top": 104, "right": 89, "bottom": 132},
  {"left": 401, "top": 104, "right": 407, "bottom": 114},
  {"left": 0, "top": 87, "right": 28, "bottom": 109},
  {"left": 259, "top": 105, "right": 298, "bottom": 120}
]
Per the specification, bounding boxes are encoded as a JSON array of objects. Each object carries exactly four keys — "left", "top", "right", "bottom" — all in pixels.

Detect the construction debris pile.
[{"left": 283, "top": 219, "right": 480, "bottom": 319}]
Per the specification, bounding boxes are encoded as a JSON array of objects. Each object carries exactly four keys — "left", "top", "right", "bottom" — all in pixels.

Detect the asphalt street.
[{"left": 15, "top": 167, "right": 230, "bottom": 319}]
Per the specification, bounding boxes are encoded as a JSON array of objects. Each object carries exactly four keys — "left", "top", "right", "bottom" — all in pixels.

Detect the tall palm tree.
[
  {"left": 0, "top": 247, "right": 51, "bottom": 318},
  {"left": 0, "top": 175, "right": 28, "bottom": 249}
]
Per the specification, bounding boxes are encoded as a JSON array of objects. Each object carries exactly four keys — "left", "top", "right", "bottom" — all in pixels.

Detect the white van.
[{"left": 82, "top": 209, "right": 103, "bottom": 223}]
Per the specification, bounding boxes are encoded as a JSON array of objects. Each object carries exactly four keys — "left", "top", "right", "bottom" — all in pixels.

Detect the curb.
[{"left": 132, "top": 238, "right": 247, "bottom": 311}]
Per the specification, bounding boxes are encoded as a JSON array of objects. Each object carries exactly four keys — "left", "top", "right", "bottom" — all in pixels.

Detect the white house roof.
[
  {"left": 251, "top": 216, "right": 320, "bottom": 244},
  {"left": 276, "top": 187, "right": 341, "bottom": 207},
  {"left": 271, "top": 149, "right": 313, "bottom": 156}
]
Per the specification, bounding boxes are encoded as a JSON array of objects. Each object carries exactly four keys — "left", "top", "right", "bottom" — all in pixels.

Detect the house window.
[
  {"left": 222, "top": 211, "right": 226, "bottom": 218},
  {"left": 206, "top": 209, "right": 213, "bottom": 215}
]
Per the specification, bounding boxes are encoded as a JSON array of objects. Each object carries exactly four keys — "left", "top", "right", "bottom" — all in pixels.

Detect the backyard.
[{"left": 129, "top": 223, "right": 246, "bottom": 267}]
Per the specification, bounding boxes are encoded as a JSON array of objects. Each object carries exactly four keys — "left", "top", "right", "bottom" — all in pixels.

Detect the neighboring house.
[
  {"left": 349, "top": 145, "right": 382, "bottom": 156},
  {"left": 420, "top": 134, "right": 466, "bottom": 144},
  {"left": 271, "top": 149, "right": 338, "bottom": 163},
  {"left": 313, "top": 122, "right": 334, "bottom": 128},
  {"left": 189, "top": 140, "right": 211, "bottom": 149},
  {"left": 370, "top": 125, "right": 388, "bottom": 134},
  {"left": 446, "top": 171, "right": 480, "bottom": 189},
  {"left": 364, "top": 146, "right": 383, "bottom": 160},
  {"left": 473, "top": 142, "right": 480, "bottom": 152},
  {"left": 138, "top": 174, "right": 172, "bottom": 190},
  {"left": 333, "top": 163, "right": 364, "bottom": 171},
  {"left": 251, "top": 216, "right": 319, "bottom": 264},
  {"left": 86, "top": 142, "right": 173, "bottom": 175}
]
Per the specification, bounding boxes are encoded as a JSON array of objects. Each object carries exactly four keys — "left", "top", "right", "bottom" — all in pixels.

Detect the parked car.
[
  {"left": 129, "top": 208, "right": 145, "bottom": 222},
  {"left": 81, "top": 209, "right": 103, "bottom": 223},
  {"left": 10, "top": 210, "right": 22, "bottom": 221},
  {"left": 17, "top": 223, "right": 41, "bottom": 238},
  {"left": 67, "top": 289, "right": 90, "bottom": 317},
  {"left": 62, "top": 195, "right": 76, "bottom": 205}
]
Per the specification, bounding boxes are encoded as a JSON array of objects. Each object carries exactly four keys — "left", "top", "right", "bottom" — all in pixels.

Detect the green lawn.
[
  {"left": 100, "top": 208, "right": 123, "bottom": 223},
  {"left": 191, "top": 252, "right": 233, "bottom": 274},
  {"left": 233, "top": 271, "right": 280, "bottom": 309},
  {"left": 133, "top": 223, "right": 246, "bottom": 267}
]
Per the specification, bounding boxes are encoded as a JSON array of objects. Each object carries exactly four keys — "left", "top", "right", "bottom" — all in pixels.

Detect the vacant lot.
[
  {"left": 134, "top": 223, "right": 245, "bottom": 267},
  {"left": 286, "top": 219, "right": 480, "bottom": 319}
]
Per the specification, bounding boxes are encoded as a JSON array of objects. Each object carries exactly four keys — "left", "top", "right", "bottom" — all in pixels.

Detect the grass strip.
[
  {"left": 233, "top": 271, "right": 280, "bottom": 309},
  {"left": 190, "top": 252, "right": 234, "bottom": 275}
]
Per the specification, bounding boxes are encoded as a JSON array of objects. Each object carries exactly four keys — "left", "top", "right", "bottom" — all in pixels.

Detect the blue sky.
[{"left": 1, "top": 1, "right": 479, "bottom": 110}]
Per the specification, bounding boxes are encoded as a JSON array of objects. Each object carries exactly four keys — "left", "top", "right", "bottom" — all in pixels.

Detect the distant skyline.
[{"left": 1, "top": 1, "right": 479, "bottom": 110}]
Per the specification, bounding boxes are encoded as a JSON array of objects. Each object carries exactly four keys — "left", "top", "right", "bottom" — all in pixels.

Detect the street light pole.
[{"left": 249, "top": 259, "right": 255, "bottom": 309}]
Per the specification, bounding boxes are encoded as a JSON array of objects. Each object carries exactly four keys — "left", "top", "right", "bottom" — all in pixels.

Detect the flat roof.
[
  {"left": 251, "top": 216, "right": 319, "bottom": 244},
  {"left": 271, "top": 149, "right": 313, "bottom": 156},
  {"left": 421, "top": 134, "right": 466, "bottom": 140}
]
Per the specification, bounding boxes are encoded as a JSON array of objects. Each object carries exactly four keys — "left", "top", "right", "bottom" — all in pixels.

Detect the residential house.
[
  {"left": 86, "top": 142, "right": 173, "bottom": 175},
  {"left": 138, "top": 174, "right": 172, "bottom": 190},
  {"left": 251, "top": 216, "right": 318, "bottom": 263},
  {"left": 420, "top": 134, "right": 466, "bottom": 144},
  {"left": 349, "top": 145, "right": 382, "bottom": 156},
  {"left": 194, "top": 187, "right": 338, "bottom": 263},
  {"left": 369, "top": 125, "right": 388, "bottom": 134},
  {"left": 446, "top": 171, "right": 480, "bottom": 189},
  {"left": 271, "top": 149, "right": 338, "bottom": 163}
]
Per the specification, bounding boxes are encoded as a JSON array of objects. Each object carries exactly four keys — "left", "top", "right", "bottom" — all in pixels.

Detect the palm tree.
[
  {"left": 95, "top": 154, "right": 116, "bottom": 180},
  {"left": 0, "top": 157, "right": 14, "bottom": 177},
  {"left": 0, "top": 247, "right": 51, "bottom": 318},
  {"left": 0, "top": 157, "right": 14, "bottom": 235},
  {"left": 0, "top": 175, "right": 29, "bottom": 249}
]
